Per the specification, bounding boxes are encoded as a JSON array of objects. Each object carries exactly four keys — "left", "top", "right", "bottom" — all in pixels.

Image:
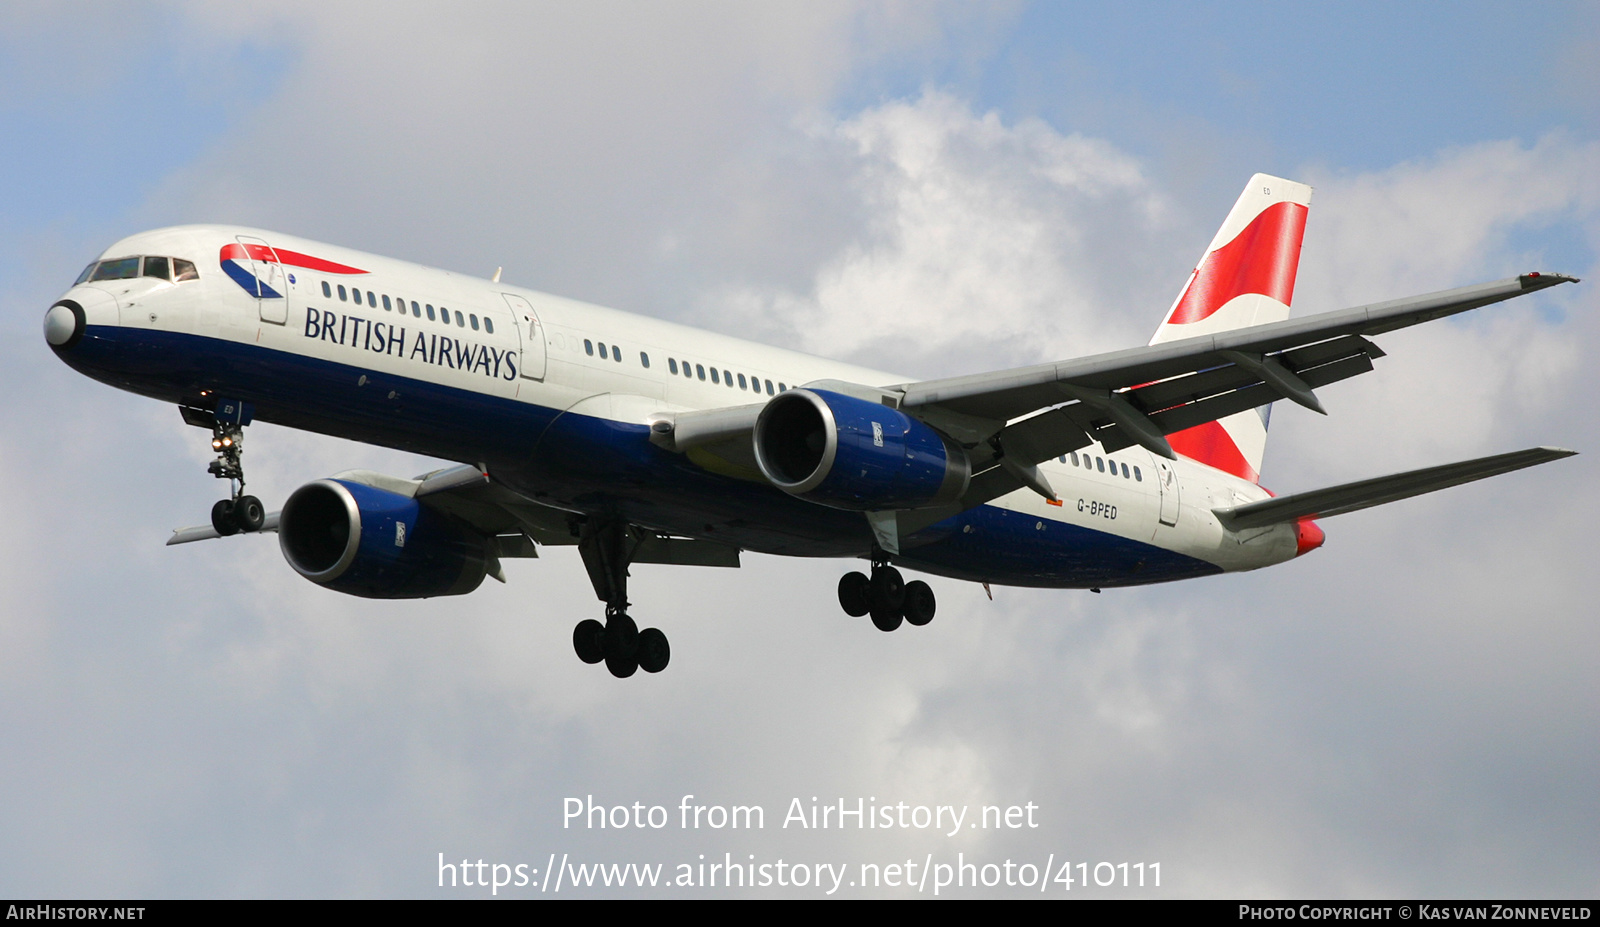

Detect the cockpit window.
[
  {"left": 90, "top": 257, "right": 141, "bottom": 281},
  {"left": 78, "top": 255, "right": 197, "bottom": 285}
]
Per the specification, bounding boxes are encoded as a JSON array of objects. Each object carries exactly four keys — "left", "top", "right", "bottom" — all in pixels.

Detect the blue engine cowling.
[
  {"left": 753, "top": 388, "right": 970, "bottom": 511},
  {"left": 278, "top": 479, "right": 490, "bottom": 598}
]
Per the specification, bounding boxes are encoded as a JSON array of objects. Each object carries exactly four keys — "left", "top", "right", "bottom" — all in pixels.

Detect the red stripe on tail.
[
  {"left": 1169, "top": 201, "right": 1307, "bottom": 325},
  {"left": 1167, "top": 420, "right": 1258, "bottom": 483}
]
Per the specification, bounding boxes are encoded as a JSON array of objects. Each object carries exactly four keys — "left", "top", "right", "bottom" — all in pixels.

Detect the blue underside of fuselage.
[{"left": 56, "top": 325, "right": 1223, "bottom": 588}]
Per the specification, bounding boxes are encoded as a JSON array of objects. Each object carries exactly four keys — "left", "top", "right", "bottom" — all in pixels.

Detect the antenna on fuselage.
[{"left": 491, "top": 267, "right": 503, "bottom": 283}]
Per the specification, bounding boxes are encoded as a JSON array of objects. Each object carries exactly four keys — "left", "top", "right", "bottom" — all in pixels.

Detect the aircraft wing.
[
  {"left": 166, "top": 464, "right": 739, "bottom": 569},
  {"left": 1213, "top": 446, "right": 1577, "bottom": 530},
  {"left": 895, "top": 274, "right": 1578, "bottom": 465},
  {"left": 656, "top": 273, "right": 1577, "bottom": 515}
]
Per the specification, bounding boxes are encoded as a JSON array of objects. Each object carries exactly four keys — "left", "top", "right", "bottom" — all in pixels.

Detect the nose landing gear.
[
  {"left": 837, "top": 555, "right": 937, "bottom": 631},
  {"left": 182, "top": 400, "right": 265, "bottom": 536}
]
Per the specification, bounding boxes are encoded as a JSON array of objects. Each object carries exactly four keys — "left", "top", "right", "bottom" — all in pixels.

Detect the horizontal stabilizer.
[
  {"left": 167, "top": 510, "right": 280, "bottom": 545},
  {"left": 1214, "top": 446, "right": 1576, "bottom": 530}
]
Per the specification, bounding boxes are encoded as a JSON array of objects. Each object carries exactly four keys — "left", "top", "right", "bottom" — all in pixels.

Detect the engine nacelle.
[
  {"left": 278, "top": 479, "right": 490, "bottom": 599},
  {"left": 753, "top": 388, "right": 970, "bottom": 511}
]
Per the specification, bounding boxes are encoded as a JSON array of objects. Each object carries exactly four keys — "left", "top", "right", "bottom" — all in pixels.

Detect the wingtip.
[{"left": 1520, "top": 272, "right": 1580, "bottom": 288}]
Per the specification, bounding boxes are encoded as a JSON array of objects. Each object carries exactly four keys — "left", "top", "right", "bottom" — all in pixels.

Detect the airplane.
[{"left": 42, "top": 174, "right": 1578, "bottom": 678}]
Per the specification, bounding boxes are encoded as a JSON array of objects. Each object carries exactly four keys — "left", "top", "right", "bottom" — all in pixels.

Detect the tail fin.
[{"left": 1150, "top": 173, "right": 1313, "bottom": 482}]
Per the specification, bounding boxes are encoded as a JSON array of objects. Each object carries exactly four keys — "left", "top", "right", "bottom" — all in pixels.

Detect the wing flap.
[{"left": 1214, "top": 446, "right": 1577, "bottom": 530}]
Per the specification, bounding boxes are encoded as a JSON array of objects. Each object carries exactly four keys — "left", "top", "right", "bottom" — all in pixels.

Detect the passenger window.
[
  {"left": 484, "top": 318, "right": 493, "bottom": 334},
  {"left": 410, "top": 301, "right": 420, "bottom": 318},
  {"left": 455, "top": 310, "right": 464, "bottom": 327},
  {"left": 585, "top": 339, "right": 594, "bottom": 356},
  {"left": 696, "top": 364, "right": 706, "bottom": 381},
  {"left": 426, "top": 304, "right": 436, "bottom": 321},
  {"left": 738, "top": 373, "right": 747, "bottom": 389},
  {"left": 1070, "top": 452, "right": 1079, "bottom": 466},
  {"left": 321, "top": 282, "right": 332, "bottom": 297},
  {"left": 640, "top": 352, "right": 649, "bottom": 368},
  {"left": 470, "top": 314, "right": 479, "bottom": 331},
  {"left": 765, "top": 380, "right": 774, "bottom": 395},
  {"left": 366, "top": 290, "right": 376, "bottom": 305},
  {"left": 778, "top": 383, "right": 787, "bottom": 391},
  {"left": 612, "top": 345, "right": 621, "bottom": 362},
  {"left": 1121, "top": 463, "right": 1130, "bottom": 478},
  {"left": 669, "top": 359, "right": 678, "bottom": 375},
  {"left": 710, "top": 368, "right": 719, "bottom": 384},
  {"left": 143, "top": 256, "right": 171, "bottom": 281},
  {"left": 173, "top": 259, "right": 198, "bottom": 281},
  {"left": 724, "top": 369, "right": 733, "bottom": 387},
  {"left": 683, "top": 361, "right": 693, "bottom": 377},
  {"left": 75, "top": 262, "right": 97, "bottom": 285},
  {"left": 338, "top": 285, "right": 348, "bottom": 301},
  {"left": 91, "top": 258, "right": 141, "bottom": 281},
  {"left": 1096, "top": 457, "right": 1104, "bottom": 473},
  {"left": 382, "top": 295, "right": 391, "bottom": 311},
  {"left": 1134, "top": 466, "right": 1142, "bottom": 482}
]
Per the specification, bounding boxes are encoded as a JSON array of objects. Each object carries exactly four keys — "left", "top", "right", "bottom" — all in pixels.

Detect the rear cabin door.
[
  {"left": 502, "top": 293, "right": 546, "bottom": 381},
  {"left": 1154, "top": 456, "right": 1181, "bottom": 527}
]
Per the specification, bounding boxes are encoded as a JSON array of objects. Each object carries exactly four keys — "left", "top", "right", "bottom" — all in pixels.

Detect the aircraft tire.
[
  {"left": 869, "top": 604, "right": 903, "bottom": 632},
  {"left": 637, "top": 628, "right": 670, "bottom": 673},
  {"left": 903, "top": 581, "right": 936, "bottom": 626},
  {"left": 605, "top": 612, "right": 639, "bottom": 660},
  {"left": 211, "top": 499, "right": 240, "bottom": 537},
  {"left": 233, "top": 495, "right": 266, "bottom": 532},
  {"left": 605, "top": 650, "right": 639, "bottom": 678},
  {"left": 869, "top": 566, "right": 905, "bottom": 612},
  {"left": 573, "top": 619, "right": 606, "bottom": 664},
  {"left": 838, "top": 571, "right": 870, "bottom": 617}
]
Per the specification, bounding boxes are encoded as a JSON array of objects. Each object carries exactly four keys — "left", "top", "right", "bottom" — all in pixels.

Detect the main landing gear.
[
  {"left": 571, "top": 518, "right": 670, "bottom": 678},
  {"left": 185, "top": 402, "right": 266, "bottom": 537},
  {"left": 837, "top": 554, "right": 936, "bottom": 632}
]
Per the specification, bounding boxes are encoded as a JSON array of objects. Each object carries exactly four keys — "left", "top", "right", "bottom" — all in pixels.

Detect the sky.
[{"left": 2, "top": 1, "right": 1598, "bottom": 899}]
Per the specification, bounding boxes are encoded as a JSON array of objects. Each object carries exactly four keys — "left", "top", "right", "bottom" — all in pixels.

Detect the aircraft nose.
[
  {"left": 44, "top": 286, "right": 117, "bottom": 350},
  {"left": 43, "top": 301, "right": 84, "bottom": 347}
]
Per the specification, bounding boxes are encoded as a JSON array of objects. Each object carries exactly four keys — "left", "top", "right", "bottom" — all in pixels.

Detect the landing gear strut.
[
  {"left": 837, "top": 552, "right": 936, "bottom": 632},
  {"left": 571, "top": 517, "right": 671, "bottom": 677},
  {"left": 188, "top": 402, "right": 264, "bottom": 536}
]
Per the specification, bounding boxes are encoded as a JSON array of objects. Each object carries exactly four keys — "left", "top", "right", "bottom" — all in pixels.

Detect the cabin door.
[
  {"left": 236, "top": 235, "right": 288, "bottom": 325},
  {"left": 502, "top": 293, "right": 547, "bottom": 381}
]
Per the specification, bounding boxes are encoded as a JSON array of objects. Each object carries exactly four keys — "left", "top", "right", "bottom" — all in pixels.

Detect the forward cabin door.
[
  {"left": 236, "top": 234, "right": 288, "bottom": 325},
  {"left": 1154, "top": 456, "right": 1181, "bottom": 526},
  {"left": 502, "top": 293, "right": 546, "bottom": 381}
]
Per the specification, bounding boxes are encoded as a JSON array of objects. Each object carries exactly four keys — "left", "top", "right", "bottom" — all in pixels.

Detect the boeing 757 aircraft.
[{"left": 43, "top": 174, "right": 1578, "bottom": 677}]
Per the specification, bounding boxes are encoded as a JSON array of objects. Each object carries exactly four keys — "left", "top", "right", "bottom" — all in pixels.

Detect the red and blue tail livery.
[{"left": 44, "top": 175, "right": 1578, "bottom": 678}]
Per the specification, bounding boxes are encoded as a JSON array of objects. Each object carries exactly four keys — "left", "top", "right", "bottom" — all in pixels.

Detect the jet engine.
[
  {"left": 753, "top": 388, "right": 970, "bottom": 511},
  {"left": 278, "top": 479, "right": 490, "bottom": 598}
]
